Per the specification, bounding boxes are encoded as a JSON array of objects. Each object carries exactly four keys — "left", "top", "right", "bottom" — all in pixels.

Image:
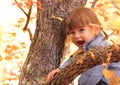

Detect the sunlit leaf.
[
  {"left": 8, "top": 33, "right": 17, "bottom": 37},
  {"left": 106, "top": 52, "right": 112, "bottom": 63},
  {"left": 5, "top": 45, "right": 12, "bottom": 54},
  {"left": 20, "top": 42, "right": 26, "bottom": 48},
  {"left": 12, "top": 45, "right": 19, "bottom": 51},
  {"left": 0, "top": 55, "right": 3, "bottom": 61},
  {"left": 111, "top": 40, "right": 119, "bottom": 52},
  {"left": 103, "top": 69, "right": 120, "bottom": 85},
  {"left": 5, "top": 56, "right": 12, "bottom": 61},
  {"left": 78, "top": 57, "right": 84, "bottom": 64},
  {"left": 96, "top": 3, "right": 103, "bottom": 8},
  {"left": 33, "top": 1, "right": 44, "bottom": 11},
  {"left": 88, "top": 51, "right": 95, "bottom": 60},
  {"left": 12, "top": 2, "right": 23, "bottom": 8},
  {"left": 103, "top": 69, "right": 112, "bottom": 78},
  {"left": 17, "top": 18, "right": 25, "bottom": 24},
  {"left": 72, "top": 49, "right": 84, "bottom": 58}
]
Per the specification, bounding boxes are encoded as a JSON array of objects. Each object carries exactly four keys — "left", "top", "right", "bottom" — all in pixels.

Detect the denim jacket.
[{"left": 59, "top": 32, "right": 120, "bottom": 85}]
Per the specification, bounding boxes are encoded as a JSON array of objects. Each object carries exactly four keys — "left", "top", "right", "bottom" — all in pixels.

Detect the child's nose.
[{"left": 74, "top": 32, "right": 80, "bottom": 38}]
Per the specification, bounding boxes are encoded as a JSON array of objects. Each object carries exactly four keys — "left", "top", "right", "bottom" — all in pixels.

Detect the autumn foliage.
[{"left": 0, "top": 0, "right": 120, "bottom": 85}]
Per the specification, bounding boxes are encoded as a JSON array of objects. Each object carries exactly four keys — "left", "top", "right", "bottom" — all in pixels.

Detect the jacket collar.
[{"left": 83, "top": 31, "right": 110, "bottom": 51}]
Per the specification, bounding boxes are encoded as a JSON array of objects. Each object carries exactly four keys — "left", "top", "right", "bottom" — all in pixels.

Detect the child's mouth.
[{"left": 76, "top": 41, "right": 85, "bottom": 46}]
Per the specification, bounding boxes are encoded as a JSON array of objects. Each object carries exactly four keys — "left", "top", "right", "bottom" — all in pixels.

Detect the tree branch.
[
  {"left": 14, "top": 0, "right": 33, "bottom": 41},
  {"left": 47, "top": 45, "right": 120, "bottom": 85},
  {"left": 111, "top": 0, "right": 120, "bottom": 11},
  {"left": 14, "top": 0, "right": 28, "bottom": 16},
  {"left": 91, "top": 0, "right": 98, "bottom": 8}
]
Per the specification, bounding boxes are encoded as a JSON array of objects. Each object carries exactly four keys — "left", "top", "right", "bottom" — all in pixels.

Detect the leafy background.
[{"left": 0, "top": 0, "right": 120, "bottom": 85}]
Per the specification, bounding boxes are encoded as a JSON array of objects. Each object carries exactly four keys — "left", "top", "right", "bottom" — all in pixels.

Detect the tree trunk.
[
  {"left": 48, "top": 45, "right": 120, "bottom": 85},
  {"left": 18, "top": 0, "right": 87, "bottom": 85}
]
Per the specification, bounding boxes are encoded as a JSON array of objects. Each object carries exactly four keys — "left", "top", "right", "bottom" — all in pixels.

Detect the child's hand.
[{"left": 47, "top": 68, "right": 60, "bottom": 82}]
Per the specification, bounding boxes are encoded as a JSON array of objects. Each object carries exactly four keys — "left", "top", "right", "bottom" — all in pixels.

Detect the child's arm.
[{"left": 59, "top": 56, "right": 73, "bottom": 69}]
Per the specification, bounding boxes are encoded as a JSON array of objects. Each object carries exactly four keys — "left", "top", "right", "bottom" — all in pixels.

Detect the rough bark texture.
[
  {"left": 48, "top": 45, "right": 120, "bottom": 85},
  {"left": 18, "top": 0, "right": 87, "bottom": 85}
]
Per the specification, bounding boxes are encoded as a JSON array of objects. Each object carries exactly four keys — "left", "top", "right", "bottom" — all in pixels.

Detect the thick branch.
[{"left": 48, "top": 45, "right": 120, "bottom": 85}]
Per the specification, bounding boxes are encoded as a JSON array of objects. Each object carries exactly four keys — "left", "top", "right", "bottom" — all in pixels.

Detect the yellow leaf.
[
  {"left": 103, "top": 69, "right": 120, "bottom": 85},
  {"left": 111, "top": 40, "right": 119, "bottom": 52},
  {"left": 0, "top": 55, "right": 3, "bottom": 61},
  {"left": 103, "top": 69, "right": 112, "bottom": 78},
  {"left": 88, "top": 51, "right": 95, "bottom": 60},
  {"left": 5, "top": 56, "right": 12, "bottom": 61},
  {"left": 72, "top": 49, "right": 84, "bottom": 58},
  {"left": 106, "top": 52, "right": 112, "bottom": 63},
  {"left": 78, "top": 57, "right": 84, "bottom": 64}
]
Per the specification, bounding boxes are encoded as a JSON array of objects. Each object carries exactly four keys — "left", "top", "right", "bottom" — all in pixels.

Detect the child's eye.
[
  {"left": 79, "top": 29, "right": 84, "bottom": 32},
  {"left": 69, "top": 31, "right": 74, "bottom": 35}
]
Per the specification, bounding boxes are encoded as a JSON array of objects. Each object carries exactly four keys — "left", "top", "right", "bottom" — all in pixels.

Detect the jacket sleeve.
[
  {"left": 108, "top": 62, "right": 120, "bottom": 76},
  {"left": 78, "top": 63, "right": 120, "bottom": 85},
  {"left": 59, "top": 56, "right": 73, "bottom": 69}
]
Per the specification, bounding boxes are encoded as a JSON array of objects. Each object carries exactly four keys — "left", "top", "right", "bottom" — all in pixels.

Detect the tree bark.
[
  {"left": 18, "top": 0, "right": 87, "bottom": 85},
  {"left": 48, "top": 45, "right": 120, "bottom": 85}
]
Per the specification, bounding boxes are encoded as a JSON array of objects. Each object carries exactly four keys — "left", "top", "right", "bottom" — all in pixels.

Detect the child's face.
[{"left": 69, "top": 25, "right": 98, "bottom": 48}]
